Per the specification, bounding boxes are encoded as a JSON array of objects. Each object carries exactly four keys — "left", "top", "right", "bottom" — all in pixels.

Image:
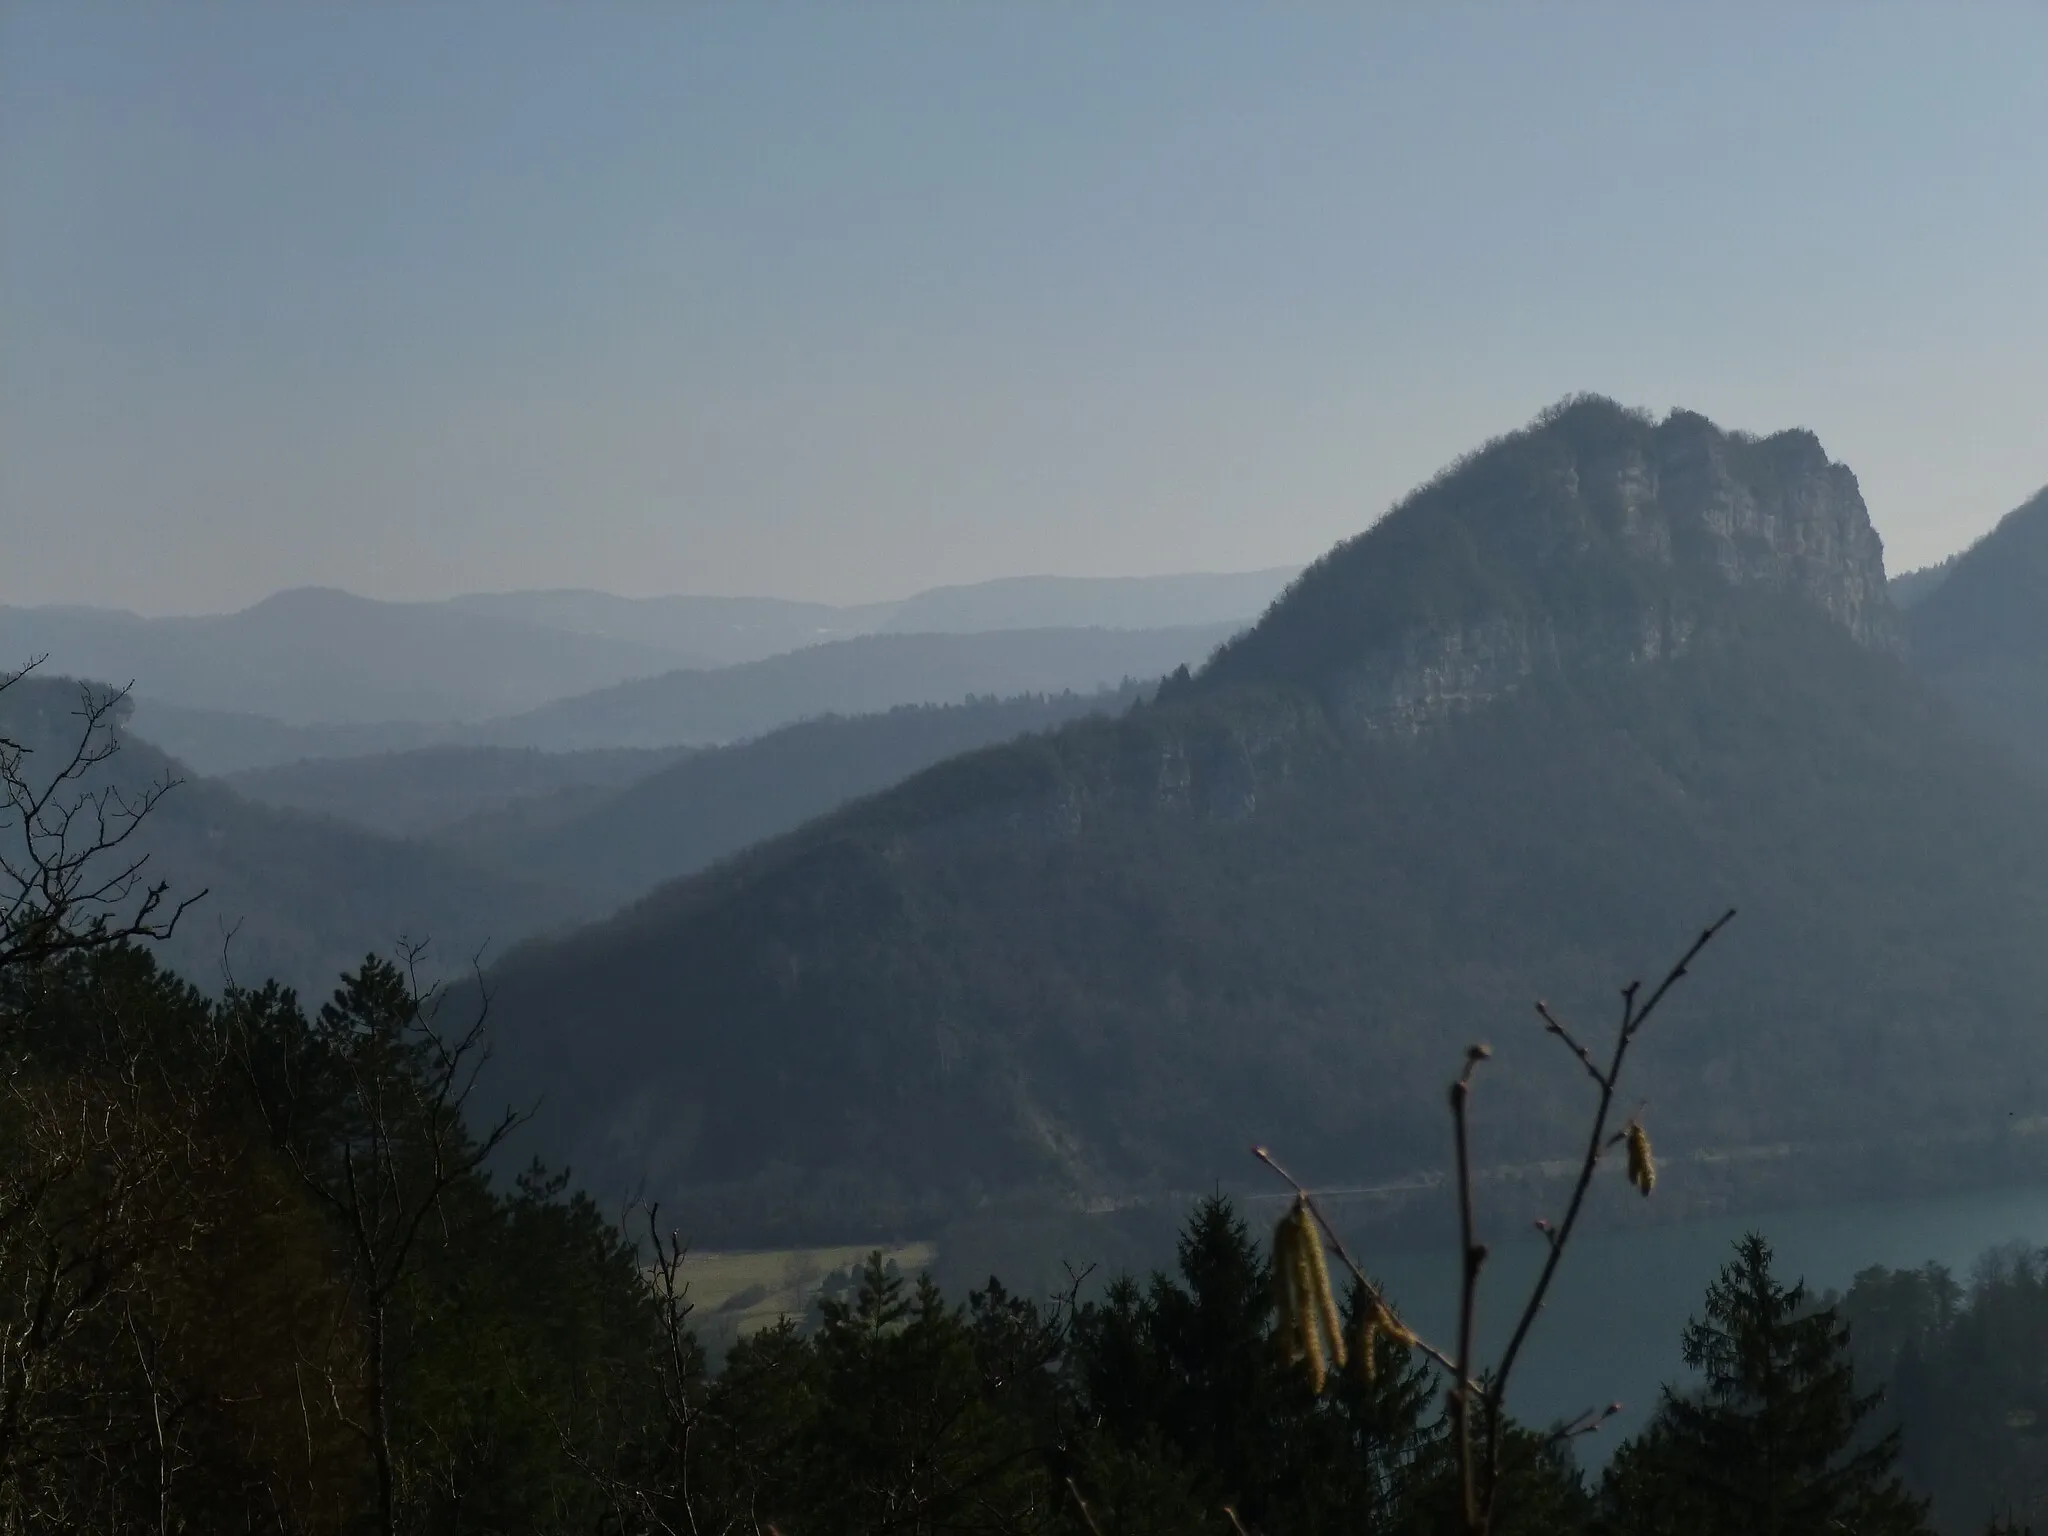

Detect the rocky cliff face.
[
  {"left": 1655, "top": 413, "right": 1895, "bottom": 648},
  {"left": 1221, "top": 401, "right": 1899, "bottom": 738},
  {"left": 931, "top": 403, "right": 1907, "bottom": 819}
]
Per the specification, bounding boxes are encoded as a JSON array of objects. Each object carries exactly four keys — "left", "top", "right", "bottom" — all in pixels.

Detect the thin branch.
[
  {"left": 1534, "top": 1003, "right": 1605, "bottom": 1088},
  {"left": 1541, "top": 1402, "right": 1621, "bottom": 1447},
  {"left": 1450, "top": 1044, "right": 1490, "bottom": 1532},
  {"left": 0, "top": 667, "right": 204, "bottom": 972},
  {"left": 1250, "top": 1145, "right": 1474, "bottom": 1390},
  {"left": 1476, "top": 908, "right": 1735, "bottom": 1526},
  {"left": 1624, "top": 909, "right": 1737, "bottom": 1042}
]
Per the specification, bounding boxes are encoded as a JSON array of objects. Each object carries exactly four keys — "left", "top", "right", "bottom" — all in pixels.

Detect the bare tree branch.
[{"left": 0, "top": 662, "right": 203, "bottom": 975}]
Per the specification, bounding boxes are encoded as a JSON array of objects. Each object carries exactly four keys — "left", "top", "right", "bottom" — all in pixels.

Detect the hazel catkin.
[
  {"left": 1272, "top": 1197, "right": 1344, "bottom": 1392},
  {"left": 1626, "top": 1121, "right": 1656, "bottom": 1197}
]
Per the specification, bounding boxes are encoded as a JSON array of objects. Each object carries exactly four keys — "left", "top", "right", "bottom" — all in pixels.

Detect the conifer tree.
[
  {"left": 798, "top": 1253, "right": 1061, "bottom": 1536},
  {"left": 1599, "top": 1232, "right": 1932, "bottom": 1536},
  {"left": 1071, "top": 1196, "right": 1447, "bottom": 1535}
]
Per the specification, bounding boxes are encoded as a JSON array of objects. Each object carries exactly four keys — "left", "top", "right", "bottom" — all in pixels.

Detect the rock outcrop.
[{"left": 1207, "top": 398, "right": 1898, "bottom": 738}]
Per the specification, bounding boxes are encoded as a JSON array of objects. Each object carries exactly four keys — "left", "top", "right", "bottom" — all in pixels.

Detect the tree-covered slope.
[
  {"left": 224, "top": 743, "right": 694, "bottom": 838},
  {"left": 481, "top": 401, "right": 2048, "bottom": 1246},
  {"left": 479, "top": 624, "right": 1240, "bottom": 750},
  {"left": 1, "top": 675, "right": 573, "bottom": 995},
  {"left": 438, "top": 687, "right": 1144, "bottom": 916},
  {"left": 1888, "top": 558, "right": 1958, "bottom": 610},
  {"left": 1905, "top": 486, "right": 2048, "bottom": 770}
]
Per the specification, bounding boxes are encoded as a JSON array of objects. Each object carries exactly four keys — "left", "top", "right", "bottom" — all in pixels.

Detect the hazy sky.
[{"left": 3, "top": 4, "right": 2044, "bottom": 616}]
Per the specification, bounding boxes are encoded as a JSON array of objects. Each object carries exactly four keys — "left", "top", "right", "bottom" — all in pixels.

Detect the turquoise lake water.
[{"left": 1361, "top": 1183, "right": 2048, "bottom": 1460}]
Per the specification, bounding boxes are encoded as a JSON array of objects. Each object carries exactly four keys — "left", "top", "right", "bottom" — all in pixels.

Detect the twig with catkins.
[
  {"left": 1254, "top": 909, "right": 1735, "bottom": 1536},
  {"left": 1254, "top": 1146, "right": 1466, "bottom": 1392},
  {"left": 1270, "top": 1195, "right": 1346, "bottom": 1391}
]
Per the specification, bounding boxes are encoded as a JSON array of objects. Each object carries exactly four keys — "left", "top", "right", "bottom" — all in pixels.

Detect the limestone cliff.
[
  {"left": 1205, "top": 397, "right": 1898, "bottom": 737},
  {"left": 906, "top": 400, "right": 1906, "bottom": 835}
]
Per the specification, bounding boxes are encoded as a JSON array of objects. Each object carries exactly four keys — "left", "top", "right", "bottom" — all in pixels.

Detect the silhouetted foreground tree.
[
  {"left": 232, "top": 949, "right": 525, "bottom": 1536},
  {"left": 0, "top": 944, "right": 660, "bottom": 1532},
  {"left": 1597, "top": 1233, "right": 1930, "bottom": 1535}
]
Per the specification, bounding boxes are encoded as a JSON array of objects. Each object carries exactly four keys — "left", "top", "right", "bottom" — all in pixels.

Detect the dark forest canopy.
[{"left": 1, "top": 927, "right": 2010, "bottom": 1535}]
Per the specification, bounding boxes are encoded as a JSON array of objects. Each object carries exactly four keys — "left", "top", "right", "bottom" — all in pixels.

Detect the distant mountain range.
[
  {"left": 0, "top": 589, "right": 687, "bottom": 726},
  {"left": 472, "top": 625, "right": 1238, "bottom": 752},
  {"left": 114, "top": 706, "right": 451, "bottom": 779},
  {"left": 439, "top": 590, "right": 881, "bottom": 666},
  {"left": 128, "top": 624, "right": 1241, "bottom": 773},
  {"left": 217, "top": 688, "right": 1146, "bottom": 919},
  {"left": 467, "top": 400, "right": 2048, "bottom": 1249},
  {"left": 449, "top": 569, "right": 1295, "bottom": 663},
  {"left": 873, "top": 572, "right": 1297, "bottom": 636},
  {"left": 4, "top": 569, "right": 1297, "bottom": 739}
]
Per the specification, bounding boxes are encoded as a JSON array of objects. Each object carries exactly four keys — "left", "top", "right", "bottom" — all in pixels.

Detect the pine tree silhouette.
[{"left": 1601, "top": 1232, "right": 1932, "bottom": 1536}]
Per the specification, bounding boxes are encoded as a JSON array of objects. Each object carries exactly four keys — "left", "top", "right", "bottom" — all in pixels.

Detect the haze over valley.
[{"left": 11, "top": 404, "right": 2045, "bottom": 1228}]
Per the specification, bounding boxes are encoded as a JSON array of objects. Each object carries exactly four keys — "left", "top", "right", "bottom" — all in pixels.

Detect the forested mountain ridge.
[
  {"left": 1904, "top": 485, "right": 2048, "bottom": 770},
  {"left": 876, "top": 569, "right": 1298, "bottom": 635},
  {"left": 224, "top": 743, "right": 695, "bottom": 838},
  {"left": 9, "top": 574, "right": 1293, "bottom": 770},
  {"left": 436, "top": 687, "right": 1147, "bottom": 915},
  {"left": 482, "top": 398, "right": 2048, "bottom": 1247},
  {"left": 1888, "top": 558, "right": 1958, "bottom": 610},
  {"left": 451, "top": 569, "right": 1297, "bottom": 660},
  {"left": 127, "top": 623, "right": 1240, "bottom": 772},
  {"left": 479, "top": 623, "right": 1238, "bottom": 751}
]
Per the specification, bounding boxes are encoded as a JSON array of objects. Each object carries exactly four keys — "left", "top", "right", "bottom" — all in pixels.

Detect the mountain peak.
[
  {"left": 1203, "top": 397, "right": 1895, "bottom": 733},
  {"left": 240, "top": 586, "right": 375, "bottom": 617}
]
